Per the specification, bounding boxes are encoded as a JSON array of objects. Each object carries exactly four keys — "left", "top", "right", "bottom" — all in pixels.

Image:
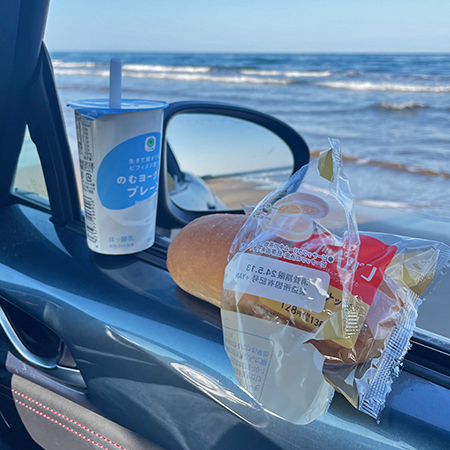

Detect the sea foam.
[
  {"left": 377, "top": 101, "right": 427, "bottom": 111},
  {"left": 122, "top": 64, "right": 210, "bottom": 73},
  {"left": 318, "top": 81, "right": 450, "bottom": 93},
  {"left": 241, "top": 69, "right": 332, "bottom": 77},
  {"left": 54, "top": 67, "right": 292, "bottom": 85}
]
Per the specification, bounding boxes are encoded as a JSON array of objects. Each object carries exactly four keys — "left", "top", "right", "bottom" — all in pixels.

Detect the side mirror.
[{"left": 157, "top": 102, "right": 309, "bottom": 229}]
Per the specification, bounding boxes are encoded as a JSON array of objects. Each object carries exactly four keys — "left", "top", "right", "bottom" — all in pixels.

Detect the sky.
[{"left": 44, "top": 0, "right": 450, "bottom": 53}]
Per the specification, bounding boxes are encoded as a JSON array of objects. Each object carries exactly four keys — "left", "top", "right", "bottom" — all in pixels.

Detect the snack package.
[
  {"left": 220, "top": 139, "right": 450, "bottom": 422},
  {"left": 221, "top": 139, "right": 360, "bottom": 423},
  {"left": 223, "top": 139, "right": 363, "bottom": 343},
  {"left": 320, "top": 231, "right": 450, "bottom": 418}
]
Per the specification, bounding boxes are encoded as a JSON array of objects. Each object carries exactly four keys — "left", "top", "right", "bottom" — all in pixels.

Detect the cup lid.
[{"left": 67, "top": 99, "right": 168, "bottom": 120}]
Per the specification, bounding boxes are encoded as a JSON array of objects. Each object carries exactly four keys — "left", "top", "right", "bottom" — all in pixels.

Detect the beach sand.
[
  {"left": 14, "top": 164, "right": 48, "bottom": 198},
  {"left": 204, "top": 177, "right": 272, "bottom": 210},
  {"left": 13, "top": 163, "right": 83, "bottom": 205}
]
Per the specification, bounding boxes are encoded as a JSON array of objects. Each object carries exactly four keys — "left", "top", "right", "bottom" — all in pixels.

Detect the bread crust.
[{"left": 167, "top": 214, "right": 247, "bottom": 308}]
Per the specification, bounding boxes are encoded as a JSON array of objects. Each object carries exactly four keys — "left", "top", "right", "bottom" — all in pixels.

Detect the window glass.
[{"left": 13, "top": 127, "right": 48, "bottom": 201}]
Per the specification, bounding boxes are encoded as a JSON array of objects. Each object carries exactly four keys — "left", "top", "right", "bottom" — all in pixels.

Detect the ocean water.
[{"left": 51, "top": 52, "right": 450, "bottom": 219}]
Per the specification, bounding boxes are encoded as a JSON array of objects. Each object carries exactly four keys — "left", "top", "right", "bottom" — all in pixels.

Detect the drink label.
[{"left": 97, "top": 133, "right": 161, "bottom": 210}]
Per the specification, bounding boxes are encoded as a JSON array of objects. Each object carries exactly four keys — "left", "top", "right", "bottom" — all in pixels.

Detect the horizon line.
[{"left": 47, "top": 49, "right": 450, "bottom": 55}]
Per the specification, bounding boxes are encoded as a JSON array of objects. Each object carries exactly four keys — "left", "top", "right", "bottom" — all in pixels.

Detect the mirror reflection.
[{"left": 166, "top": 113, "right": 294, "bottom": 211}]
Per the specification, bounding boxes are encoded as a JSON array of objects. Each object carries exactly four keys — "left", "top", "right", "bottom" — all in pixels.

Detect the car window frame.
[{"left": 21, "top": 45, "right": 81, "bottom": 226}]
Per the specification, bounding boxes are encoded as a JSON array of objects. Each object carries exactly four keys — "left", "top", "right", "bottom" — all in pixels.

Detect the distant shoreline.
[{"left": 49, "top": 51, "right": 450, "bottom": 56}]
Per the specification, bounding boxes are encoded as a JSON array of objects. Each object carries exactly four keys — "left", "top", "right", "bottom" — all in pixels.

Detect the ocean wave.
[
  {"left": 317, "top": 81, "right": 450, "bottom": 93},
  {"left": 54, "top": 68, "right": 110, "bottom": 77},
  {"left": 357, "top": 199, "right": 450, "bottom": 220},
  {"left": 310, "top": 150, "right": 450, "bottom": 179},
  {"left": 53, "top": 68, "right": 292, "bottom": 85},
  {"left": 52, "top": 60, "right": 98, "bottom": 68},
  {"left": 376, "top": 101, "right": 427, "bottom": 111},
  {"left": 54, "top": 61, "right": 211, "bottom": 73},
  {"left": 356, "top": 199, "right": 417, "bottom": 209},
  {"left": 122, "top": 64, "right": 210, "bottom": 73},
  {"left": 125, "top": 71, "right": 292, "bottom": 84},
  {"left": 241, "top": 69, "right": 332, "bottom": 77}
]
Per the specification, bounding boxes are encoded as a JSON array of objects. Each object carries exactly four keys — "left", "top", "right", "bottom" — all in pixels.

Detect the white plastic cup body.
[{"left": 74, "top": 108, "right": 165, "bottom": 254}]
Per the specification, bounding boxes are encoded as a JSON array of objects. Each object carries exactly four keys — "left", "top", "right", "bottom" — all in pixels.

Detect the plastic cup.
[{"left": 68, "top": 99, "right": 168, "bottom": 254}]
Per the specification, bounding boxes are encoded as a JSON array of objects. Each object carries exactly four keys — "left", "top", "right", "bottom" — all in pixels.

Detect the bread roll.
[
  {"left": 167, "top": 214, "right": 398, "bottom": 365},
  {"left": 168, "top": 214, "right": 247, "bottom": 308}
]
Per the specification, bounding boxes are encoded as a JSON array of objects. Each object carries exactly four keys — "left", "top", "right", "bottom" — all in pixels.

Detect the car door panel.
[
  {"left": 8, "top": 375, "right": 162, "bottom": 450},
  {"left": 0, "top": 204, "right": 283, "bottom": 449}
]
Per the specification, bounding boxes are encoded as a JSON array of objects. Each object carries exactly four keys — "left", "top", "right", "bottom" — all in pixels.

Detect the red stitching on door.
[
  {"left": 15, "top": 398, "right": 113, "bottom": 450},
  {"left": 11, "top": 389, "right": 127, "bottom": 450}
]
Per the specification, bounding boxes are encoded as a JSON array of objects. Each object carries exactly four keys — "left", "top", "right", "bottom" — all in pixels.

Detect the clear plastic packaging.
[
  {"left": 221, "top": 139, "right": 359, "bottom": 423},
  {"left": 320, "top": 231, "right": 450, "bottom": 418},
  {"left": 221, "top": 139, "right": 450, "bottom": 422}
]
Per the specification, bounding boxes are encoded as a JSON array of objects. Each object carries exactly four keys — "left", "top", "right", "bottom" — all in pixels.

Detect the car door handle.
[{"left": 0, "top": 305, "right": 86, "bottom": 388}]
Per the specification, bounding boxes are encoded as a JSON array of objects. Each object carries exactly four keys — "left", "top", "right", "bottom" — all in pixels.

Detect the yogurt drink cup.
[{"left": 69, "top": 99, "right": 168, "bottom": 255}]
